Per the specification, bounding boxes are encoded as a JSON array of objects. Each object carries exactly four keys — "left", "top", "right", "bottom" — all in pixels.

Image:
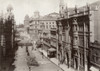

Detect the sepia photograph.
[{"left": 0, "top": 0, "right": 100, "bottom": 71}]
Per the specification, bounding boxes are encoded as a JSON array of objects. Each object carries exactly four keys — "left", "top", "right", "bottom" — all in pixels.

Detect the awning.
[
  {"left": 90, "top": 66, "right": 99, "bottom": 71},
  {"left": 48, "top": 48, "right": 56, "bottom": 52},
  {"left": 18, "top": 39, "right": 32, "bottom": 46}
]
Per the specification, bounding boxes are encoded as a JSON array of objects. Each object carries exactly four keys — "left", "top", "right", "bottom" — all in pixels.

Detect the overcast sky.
[{"left": 0, "top": 0, "right": 98, "bottom": 24}]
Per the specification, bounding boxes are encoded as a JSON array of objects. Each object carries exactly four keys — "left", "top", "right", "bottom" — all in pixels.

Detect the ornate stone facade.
[{"left": 56, "top": 1, "right": 91, "bottom": 71}]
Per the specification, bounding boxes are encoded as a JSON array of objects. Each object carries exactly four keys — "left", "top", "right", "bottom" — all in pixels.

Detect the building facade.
[
  {"left": 0, "top": 5, "right": 16, "bottom": 70},
  {"left": 90, "top": 43, "right": 100, "bottom": 71},
  {"left": 25, "top": 12, "right": 59, "bottom": 51},
  {"left": 39, "top": 13, "right": 59, "bottom": 51},
  {"left": 89, "top": 1, "right": 100, "bottom": 43},
  {"left": 56, "top": 0, "right": 100, "bottom": 71},
  {"left": 56, "top": 0, "right": 91, "bottom": 71}
]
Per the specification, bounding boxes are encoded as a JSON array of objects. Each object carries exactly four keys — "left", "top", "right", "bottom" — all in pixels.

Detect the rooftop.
[
  {"left": 63, "top": 1, "right": 100, "bottom": 16},
  {"left": 30, "top": 12, "right": 59, "bottom": 21}
]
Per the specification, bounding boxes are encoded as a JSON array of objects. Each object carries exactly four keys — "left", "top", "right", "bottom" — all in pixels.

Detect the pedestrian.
[
  {"left": 26, "top": 46, "right": 29, "bottom": 56},
  {"left": 41, "top": 52, "right": 44, "bottom": 58}
]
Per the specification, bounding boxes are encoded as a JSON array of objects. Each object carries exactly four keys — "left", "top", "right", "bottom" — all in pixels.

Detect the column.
[
  {"left": 56, "top": 27, "right": 59, "bottom": 60},
  {"left": 73, "top": 18, "right": 80, "bottom": 70},
  {"left": 84, "top": 22, "right": 88, "bottom": 71},
  {"left": 58, "top": 21, "right": 62, "bottom": 63}
]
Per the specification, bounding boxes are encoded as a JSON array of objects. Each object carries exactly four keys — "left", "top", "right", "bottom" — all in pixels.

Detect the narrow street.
[{"left": 13, "top": 46, "right": 63, "bottom": 71}]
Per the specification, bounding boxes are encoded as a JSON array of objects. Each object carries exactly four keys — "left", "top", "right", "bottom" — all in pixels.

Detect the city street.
[
  {"left": 13, "top": 46, "right": 63, "bottom": 71},
  {"left": 0, "top": 0, "right": 100, "bottom": 71}
]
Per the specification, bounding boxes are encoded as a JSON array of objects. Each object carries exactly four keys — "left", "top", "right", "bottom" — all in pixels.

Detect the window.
[
  {"left": 44, "top": 25, "right": 45, "bottom": 29},
  {"left": 76, "top": 37, "right": 77, "bottom": 40},
  {"left": 35, "top": 26, "right": 37, "bottom": 28},
  {"left": 79, "top": 52, "right": 84, "bottom": 66},
  {"left": 46, "top": 25, "right": 48, "bottom": 29},
  {"left": 95, "top": 5, "right": 98, "bottom": 11},
  {"left": 35, "top": 21, "right": 37, "bottom": 24},
  {"left": 79, "top": 36, "right": 84, "bottom": 46},
  {"left": 53, "top": 25, "right": 55, "bottom": 28},
  {"left": 96, "top": 53, "right": 98, "bottom": 62},
  {"left": 76, "top": 25, "right": 77, "bottom": 31},
  {"left": 52, "top": 22, "right": 54, "bottom": 24},
  {"left": 50, "top": 25, "right": 51, "bottom": 28}
]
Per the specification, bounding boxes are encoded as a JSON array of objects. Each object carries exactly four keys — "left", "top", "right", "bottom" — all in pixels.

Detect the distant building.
[
  {"left": 16, "top": 24, "right": 26, "bottom": 40},
  {"left": 33, "top": 11, "right": 40, "bottom": 18},
  {"left": 50, "top": 28, "right": 57, "bottom": 50},
  {"left": 28, "top": 11, "right": 40, "bottom": 41},
  {"left": 24, "top": 15, "right": 30, "bottom": 33},
  {"left": 26, "top": 12, "right": 59, "bottom": 50},
  {"left": 39, "top": 12, "right": 59, "bottom": 39}
]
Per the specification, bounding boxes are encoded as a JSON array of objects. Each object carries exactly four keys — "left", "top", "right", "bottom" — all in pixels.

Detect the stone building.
[
  {"left": 0, "top": 5, "right": 16, "bottom": 70},
  {"left": 86, "top": 1, "right": 100, "bottom": 71},
  {"left": 39, "top": 12, "right": 59, "bottom": 51},
  {"left": 90, "top": 43, "right": 100, "bottom": 71},
  {"left": 28, "top": 11, "right": 40, "bottom": 42},
  {"left": 56, "top": 0, "right": 91, "bottom": 71},
  {"left": 56, "top": 0, "right": 100, "bottom": 71},
  {"left": 26, "top": 12, "right": 59, "bottom": 51},
  {"left": 89, "top": 1, "right": 100, "bottom": 43}
]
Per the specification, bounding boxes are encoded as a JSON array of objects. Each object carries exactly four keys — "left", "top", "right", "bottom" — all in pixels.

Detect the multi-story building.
[
  {"left": 90, "top": 43, "right": 100, "bottom": 71},
  {"left": 26, "top": 12, "right": 59, "bottom": 51},
  {"left": 56, "top": 0, "right": 91, "bottom": 71},
  {"left": 87, "top": 1, "right": 100, "bottom": 71},
  {"left": 16, "top": 24, "right": 28, "bottom": 40},
  {"left": 39, "top": 12, "right": 59, "bottom": 51},
  {"left": 56, "top": 0, "right": 100, "bottom": 71},
  {"left": 28, "top": 12, "right": 40, "bottom": 42},
  {"left": 89, "top": 1, "right": 100, "bottom": 43},
  {"left": 0, "top": 5, "right": 16, "bottom": 70}
]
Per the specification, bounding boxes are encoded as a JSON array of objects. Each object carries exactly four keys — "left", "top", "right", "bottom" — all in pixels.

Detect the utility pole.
[{"left": 87, "top": 4, "right": 90, "bottom": 71}]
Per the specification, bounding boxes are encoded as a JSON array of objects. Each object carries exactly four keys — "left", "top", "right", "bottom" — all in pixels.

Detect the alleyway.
[{"left": 13, "top": 46, "right": 63, "bottom": 71}]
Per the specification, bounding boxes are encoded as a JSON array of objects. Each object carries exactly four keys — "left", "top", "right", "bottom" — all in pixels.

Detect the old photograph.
[{"left": 0, "top": 0, "right": 100, "bottom": 71}]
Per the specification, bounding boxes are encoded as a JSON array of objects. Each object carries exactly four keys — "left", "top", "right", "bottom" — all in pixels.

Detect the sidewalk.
[
  {"left": 30, "top": 48, "right": 63, "bottom": 71},
  {"left": 38, "top": 48, "right": 75, "bottom": 71}
]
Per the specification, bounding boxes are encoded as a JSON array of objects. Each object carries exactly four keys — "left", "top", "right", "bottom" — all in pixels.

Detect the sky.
[{"left": 0, "top": 0, "right": 98, "bottom": 25}]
